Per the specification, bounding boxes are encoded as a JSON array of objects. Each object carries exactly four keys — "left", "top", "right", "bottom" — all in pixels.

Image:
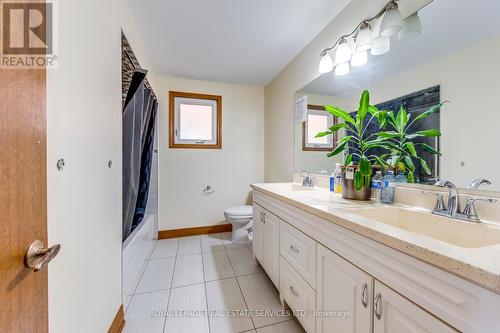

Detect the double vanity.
[{"left": 251, "top": 182, "right": 500, "bottom": 333}]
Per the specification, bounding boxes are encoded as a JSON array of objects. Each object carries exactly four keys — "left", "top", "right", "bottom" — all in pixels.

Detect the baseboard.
[
  {"left": 158, "top": 224, "right": 232, "bottom": 239},
  {"left": 108, "top": 305, "right": 125, "bottom": 333}
]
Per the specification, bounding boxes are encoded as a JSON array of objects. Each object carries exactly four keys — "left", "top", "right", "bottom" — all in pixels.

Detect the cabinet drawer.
[
  {"left": 280, "top": 257, "right": 316, "bottom": 333},
  {"left": 280, "top": 221, "right": 316, "bottom": 289}
]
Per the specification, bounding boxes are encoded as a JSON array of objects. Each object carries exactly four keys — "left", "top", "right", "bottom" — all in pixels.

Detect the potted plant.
[
  {"left": 377, "top": 102, "right": 446, "bottom": 182},
  {"left": 315, "top": 90, "right": 389, "bottom": 200}
]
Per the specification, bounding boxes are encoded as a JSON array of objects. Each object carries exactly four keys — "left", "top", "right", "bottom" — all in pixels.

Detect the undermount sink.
[{"left": 353, "top": 207, "right": 500, "bottom": 248}]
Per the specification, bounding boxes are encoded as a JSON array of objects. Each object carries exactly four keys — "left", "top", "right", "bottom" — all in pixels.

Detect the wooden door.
[
  {"left": 316, "top": 244, "right": 373, "bottom": 333},
  {"left": 373, "top": 281, "right": 458, "bottom": 333},
  {"left": 0, "top": 68, "right": 49, "bottom": 331},
  {"left": 263, "top": 211, "right": 280, "bottom": 288}
]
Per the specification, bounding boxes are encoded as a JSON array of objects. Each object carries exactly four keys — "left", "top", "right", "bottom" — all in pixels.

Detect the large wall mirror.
[{"left": 295, "top": 0, "right": 500, "bottom": 192}]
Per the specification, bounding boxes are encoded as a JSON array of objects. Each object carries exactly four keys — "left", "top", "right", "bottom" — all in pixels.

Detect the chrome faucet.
[
  {"left": 434, "top": 180, "right": 460, "bottom": 217},
  {"left": 299, "top": 170, "right": 314, "bottom": 188},
  {"left": 468, "top": 178, "right": 492, "bottom": 190},
  {"left": 431, "top": 180, "right": 496, "bottom": 223}
]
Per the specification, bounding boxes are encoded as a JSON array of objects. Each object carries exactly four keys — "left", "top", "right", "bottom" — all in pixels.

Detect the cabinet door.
[
  {"left": 252, "top": 203, "right": 264, "bottom": 264},
  {"left": 316, "top": 244, "right": 373, "bottom": 333},
  {"left": 263, "top": 211, "right": 280, "bottom": 288},
  {"left": 373, "top": 281, "right": 458, "bottom": 333}
]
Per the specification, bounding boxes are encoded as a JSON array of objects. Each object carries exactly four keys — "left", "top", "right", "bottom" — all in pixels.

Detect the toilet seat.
[{"left": 224, "top": 205, "right": 252, "bottom": 218}]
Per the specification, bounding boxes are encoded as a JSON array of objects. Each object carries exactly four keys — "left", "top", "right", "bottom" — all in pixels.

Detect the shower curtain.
[{"left": 122, "top": 69, "right": 158, "bottom": 241}]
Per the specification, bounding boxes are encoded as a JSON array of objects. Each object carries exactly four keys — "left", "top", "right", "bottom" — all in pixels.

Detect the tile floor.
[{"left": 123, "top": 232, "right": 305, "bottom": 333}]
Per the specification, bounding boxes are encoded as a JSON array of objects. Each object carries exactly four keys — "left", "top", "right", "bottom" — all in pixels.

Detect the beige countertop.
[{"left": 251, "top": 182, "right": 500, "bottom": 294}]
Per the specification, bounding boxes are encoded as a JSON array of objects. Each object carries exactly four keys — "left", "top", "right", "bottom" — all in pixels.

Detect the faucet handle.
[
  {"left": 462, "top": 197, "right": 497, "bottom": 222},
  {"left": 422, "top": 191, "right": 447, "bottom": 213}
]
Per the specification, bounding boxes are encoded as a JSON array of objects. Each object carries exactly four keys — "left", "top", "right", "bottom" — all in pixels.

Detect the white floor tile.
[
  {"left": 238, "top": 273, "right": 291, "bottom": 328},
  {"left": 178, "top": 235, "right": 202, "bottom": 255},
  {"left": 201, "top": 233, "right": 225, "bottom": 252},
  {"left": 256, "top": 320, "right": 305, "bottom": 333},
  {"left": 135, "top": 258, "right": 175, "bottom": 294},
  {"left": 227, "top": 247, "right": 262, "bottom": 276},
  {"left": 165, "top": 283, "right": 210, "bottom": 333},
  {"left": 221, "top": 232, "right": 250, "bottom": 249},
  {"left": 151, "top": 238, "right": 178, "bottom": 259},
  {"left": 206, "top": 278, "right": 254, "bottom": 333},
  {"left": 172, "top": 253, "right": 204, "bottom": 288},
  {"left": 123, "top": 290, "right": 169, "bottom": 333},
  {"left": 203, "top": 250, "right": 235, "bottom": 282}
]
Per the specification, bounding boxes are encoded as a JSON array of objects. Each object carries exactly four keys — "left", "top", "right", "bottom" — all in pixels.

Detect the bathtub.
[{"left": 122, "top": 214, "right": 157, "bottom": 299}]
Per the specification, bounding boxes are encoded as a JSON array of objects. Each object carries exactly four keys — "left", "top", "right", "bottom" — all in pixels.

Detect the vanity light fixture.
[
  {"left": 335, "top": 38, "right": 352, "bottom": 64},
  {"left": 335, "top": 62, "right": 350, "bottom": 76},
  {"left": 318, "top": 0, "right": 426, "bottom": 76},
  {"left": 380, "top": 1, "right": 403, "bottom": 37},
  {"left": 355, "top": 22, "right": 373, "bottom": 51},
  {"left": 371, "top": 36, "right": 390, "bottom": 56},
  {"left": 319, "top": 51, "right": 334, "bottom": 73},
  {"left": 399, "top": 12, "right": 421, "bottom": 40},
  {"left": 351, "top": 50, "right": 368, "bottom": 67}
]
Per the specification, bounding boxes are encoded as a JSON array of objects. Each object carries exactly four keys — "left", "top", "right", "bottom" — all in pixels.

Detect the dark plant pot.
[{"left": 341, "top": 166, "right": 372, "bottom": 201}]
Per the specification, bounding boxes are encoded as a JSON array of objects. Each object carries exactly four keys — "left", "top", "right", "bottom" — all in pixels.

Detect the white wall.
[
  {"left": 335, "top": 35, "right": 500, "bottom": 190},
  {"left": 156, "top": 76, "right": 265, "bottom": 230},
  {"left": 46, "top": 0, "right": 156, "bottom": 332},
  {"left": 264, "top": 0, "right": 388, "bottom": 181}
]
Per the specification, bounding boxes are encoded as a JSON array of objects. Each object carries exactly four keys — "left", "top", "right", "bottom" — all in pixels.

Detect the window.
[
  {"left": 169, "top": 91, "right": 222, "bottom": 149},
  {"left": 302, "top": 105, "right": 335, "bottom": 151}
]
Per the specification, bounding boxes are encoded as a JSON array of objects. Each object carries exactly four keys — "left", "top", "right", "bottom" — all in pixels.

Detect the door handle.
[
  {"left": 290, "top": 245, "right": 300, "bottom": 254},
  {"left": 374, "top": 293, "right": 382, "bottom": 320},
  {"left": 289, "top": 286, "right": 299, "bottom": 298},
  {"left": 25, "top": 240, "right": 61, "bottom": 272},
  {"left": 360, "top": 282, "right": 368, "bottom": 308}
]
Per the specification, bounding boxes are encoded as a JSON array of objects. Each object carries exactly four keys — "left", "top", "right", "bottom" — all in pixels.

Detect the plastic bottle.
[
  {"left": 329, "top": 172, "right": 335, "bottom": 192},
  {"left": 395, "top": 171, "right": 408, "bottom": 184},
  {"left": 334, "top": 163, "right": 343, "bottom": 193},
  {"left": 380, "top": 170, "right": 396, "bottom": 204},
  {"left": 371, "top": 171, "right": 383, "bottom": 202}
]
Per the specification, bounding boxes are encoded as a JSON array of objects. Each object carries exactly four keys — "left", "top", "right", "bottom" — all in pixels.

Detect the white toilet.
[{"left": 224, "top": 205, "right": 253, "bottom": 244}]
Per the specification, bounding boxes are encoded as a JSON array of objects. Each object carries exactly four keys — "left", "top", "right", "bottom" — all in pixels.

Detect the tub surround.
[{"left": 251, "top": 182, "right": 500, "bottom": 294}]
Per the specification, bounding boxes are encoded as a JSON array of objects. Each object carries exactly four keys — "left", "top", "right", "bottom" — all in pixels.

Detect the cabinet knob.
[{"left": 289, "top": 286, "right": 299, "bottom": 298}]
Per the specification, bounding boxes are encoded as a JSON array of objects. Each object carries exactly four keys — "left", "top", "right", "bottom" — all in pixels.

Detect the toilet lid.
[{"left": 224, "top": 205, "right": 253, "bottom": 217}]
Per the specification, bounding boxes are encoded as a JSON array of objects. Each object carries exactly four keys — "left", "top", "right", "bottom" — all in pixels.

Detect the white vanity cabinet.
[
  {"left": 373, "top": 281, "right": 457, "bottom": 333},
  {"left": 253, "top": 188, "right": 500, "bottom": 333},
  {"left": 253, "top": 203, "right": 280, "bottom": 288},
  {"left": 316, "top": 244, "right": 373, "bottom": 333}
]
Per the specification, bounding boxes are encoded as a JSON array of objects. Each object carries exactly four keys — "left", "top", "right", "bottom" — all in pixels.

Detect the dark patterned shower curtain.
[{"left": 122, "top": 69, "right": 158, "bottom": 241}]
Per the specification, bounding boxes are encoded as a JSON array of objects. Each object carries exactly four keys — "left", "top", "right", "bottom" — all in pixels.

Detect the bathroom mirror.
[{"left": 294, "top": 0, "right": 500, "bottom": 192}]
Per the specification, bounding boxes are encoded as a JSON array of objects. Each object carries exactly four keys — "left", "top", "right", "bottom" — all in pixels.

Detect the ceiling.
[
  {"left": 301, "top": 0, "right": 500, "bottom": 97},
  {"left": 128, "top": 0, "right": 350, "bottom": 86}
]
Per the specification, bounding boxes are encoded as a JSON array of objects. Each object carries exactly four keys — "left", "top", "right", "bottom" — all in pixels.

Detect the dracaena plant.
[
  {"left": 377, "top": 102, "right": 447, "bottom": 182},
  {"left": 315, "top": 90, "right": 389, "bottom": 191}
]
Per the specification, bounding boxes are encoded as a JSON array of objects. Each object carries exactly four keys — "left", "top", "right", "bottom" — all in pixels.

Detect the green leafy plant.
[
  {"left": 377, "top": 102, "right": 447, "bottom": 182},
  {"left": 315, "top": 90, "right": 389, "bottom": 191}
]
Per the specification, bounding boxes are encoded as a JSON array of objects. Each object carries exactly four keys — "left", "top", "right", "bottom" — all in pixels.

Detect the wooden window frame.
[
  {"left": 169, "top": 91, "right": 222, "bottom": 149},
  {"left": 302, "top": 104, "right": 338, "bottom": 152}
]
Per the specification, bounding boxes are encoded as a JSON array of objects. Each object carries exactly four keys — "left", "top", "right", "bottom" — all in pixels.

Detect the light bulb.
[
  {"left": 319, "top": 52, "right": 334, "bottom": 73},
  {"left": 370, "top": 36, "right": 390, "bottom": 56},
  {"left": 335, "top": 39, "right": 352, "bottom": 64},
  {"left": 380, "top": 2, "right": 402, "bottom": 37},
  {"left": 351, "top": 50, "right": 367, "bottom": 67},
  {"left": 399, "top": 12, "right": 421, "bottom": 40},
  {"left": 335, "top": 62, "right": 350, "bottom": 76},
  {"left": 355, "top": 22, "right": 373, "bottom": 51}
]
